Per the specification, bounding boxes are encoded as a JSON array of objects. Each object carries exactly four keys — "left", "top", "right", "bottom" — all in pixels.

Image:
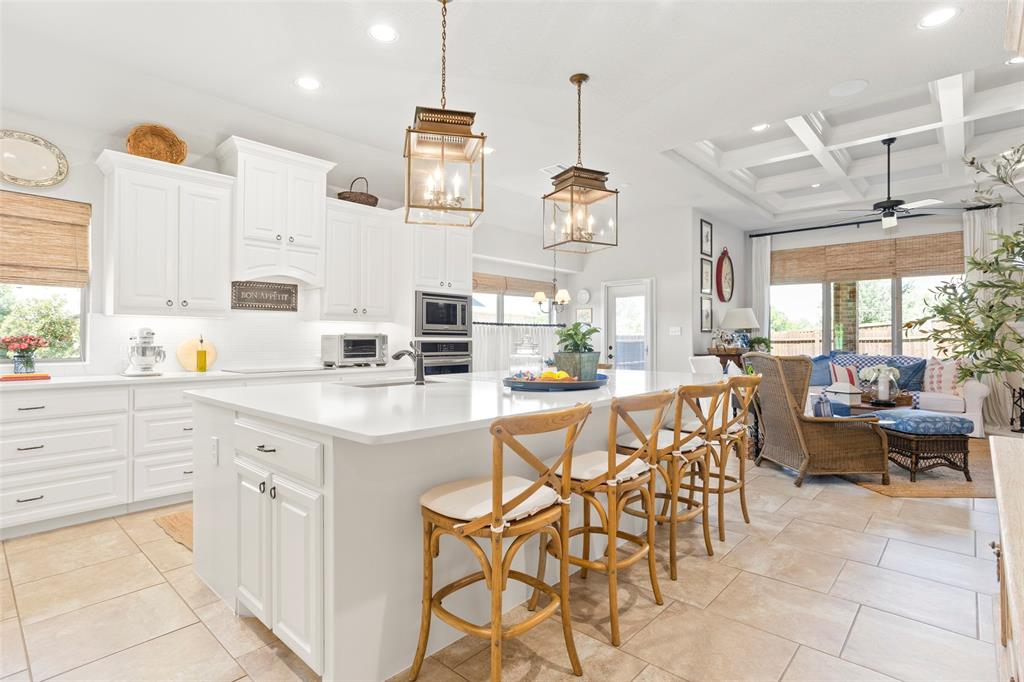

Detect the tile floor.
[{"left": 0, "top": 458, "right": 1001, "bottom": 682}]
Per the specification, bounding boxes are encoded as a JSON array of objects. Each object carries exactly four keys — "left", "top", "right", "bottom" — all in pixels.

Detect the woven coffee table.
[{"left": 869, "top": 408, "right": 974, "bottom": 482}]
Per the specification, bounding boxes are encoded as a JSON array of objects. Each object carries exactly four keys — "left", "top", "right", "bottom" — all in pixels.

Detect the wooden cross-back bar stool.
[
  {"left": 529, "top": 390, "right": 675, "bottom": 647},
  {"left": 708, "top": 374, "right": 761, "bottom": 541},
  {"left": 409, "top": 403, "right": 593, "bottom": 682},
  {"left": 622, "top": 381, "right": 732, "bottom": 573}
]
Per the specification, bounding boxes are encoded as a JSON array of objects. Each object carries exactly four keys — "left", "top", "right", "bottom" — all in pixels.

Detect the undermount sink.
[{"left": 348, "top": 379, "right": 439, "bottom": 388}]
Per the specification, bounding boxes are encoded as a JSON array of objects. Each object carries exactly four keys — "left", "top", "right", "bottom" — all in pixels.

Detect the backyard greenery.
[{"left": 0, "top": 284, "right": 81, "bottom": 359}]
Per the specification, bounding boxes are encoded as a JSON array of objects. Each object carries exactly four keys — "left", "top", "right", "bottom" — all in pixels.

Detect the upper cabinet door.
[
  {"left": 413, "top": 225, "right": 447, "bottom": 292},
  {"left": 445, "top": 229, "right": 474, "bottom": 294},
  {"left": 270, "top": 475, "right": 323, "bottom": 674},
  {"left": 286, "top": 167, "right": 324, "bottom": 249},
  {"left": 240, "top": 157, "right": 287, "bottom": 244},
  {"left": 235, "top": 457, "right": 272, "bottom": 627},
  {"left": 359, "top": 222, "right": 392, "bottom": 319},
  {"left": 116, "top": 170, "right": 179, "bottom": 314},
  {"left": 178, "top": 182, "right": 231, "bottom": 315},
  {"left": 321, "top": 210, "right": 360, "bottom": 318}
]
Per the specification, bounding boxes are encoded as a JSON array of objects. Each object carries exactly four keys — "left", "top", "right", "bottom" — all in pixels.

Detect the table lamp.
[{"left": 719, "top": 308, "right": 760, "bottom": 348}]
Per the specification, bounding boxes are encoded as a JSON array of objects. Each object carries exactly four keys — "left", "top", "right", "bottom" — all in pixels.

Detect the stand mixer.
[{"left": 123, "top": 327, "right": 166, "bottom": 377}]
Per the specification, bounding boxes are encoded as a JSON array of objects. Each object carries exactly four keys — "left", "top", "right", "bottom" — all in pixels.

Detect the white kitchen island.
[{"left": 187, "top": 369, "right": 720, "bottom": 681}]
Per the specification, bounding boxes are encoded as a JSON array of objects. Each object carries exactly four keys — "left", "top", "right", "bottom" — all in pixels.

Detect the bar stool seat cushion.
[
  {"left": 618, "top": 435, "right": 706, "bottom": 453},
  {"left": 679, "top": 420, "right": 745, "bottom": 434},
  {"left": 562, "top": 450, "right": 651, "bottom": 482},
  {"left": 420, "top": 476, "right": 558, "bottom": 522}
]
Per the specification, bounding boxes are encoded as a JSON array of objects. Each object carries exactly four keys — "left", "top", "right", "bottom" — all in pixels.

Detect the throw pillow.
[
  {"left": 829, "top": 362, "right": 858, "bottom": 385},
  {"left": 812, "top": 393, "right": 834, "bottom": 417},
  {"left": 810, "top": 354, "right": 832, "bottom": 386},
  {"left": 899, "top": 358, "right": 927, "bottom": 392},
  {"left": 831, "top": 353, "right": 928, "bottom": 391},
  {"left": 924, "top": 358, "right": 962, "bottom": 396}
]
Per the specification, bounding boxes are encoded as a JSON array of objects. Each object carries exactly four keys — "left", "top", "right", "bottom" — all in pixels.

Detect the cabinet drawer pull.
[
  {"left": 362, "top": 308, "right": 367, "bottom": 314},
  {"left": 17, "top": 406, "right": 45, "bottom": 411},
  {"left": 183, "top": 427, "right": 194, "bottom": 432},
  {"left": 440, "top": 281, "right": 444, "bottom": 286},
  {"left": 16, "top": 444, "right": 44, "bottom": 451},
  {"left": 255, "top": 444, "right": 276, "bottom": 453},
  {"left": 353, "top": 307, "right": 358, "bottom": 314},
  {"left": 183, "top": 470, "right": 194, "bottom": 475},
  {"left": 16, "top": 495, "right": 44, "bottom": 504},
  {"left": 259, "top": 481, "right": 266, "bottom": 494},
  {"left": 448, "top": 282, "right": 452, "bottom": 287},
  {"left": 269, "top": 485, "right": 277, "bottom": 499}
]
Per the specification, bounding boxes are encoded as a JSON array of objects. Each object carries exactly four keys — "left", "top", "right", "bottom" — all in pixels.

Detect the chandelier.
[
  {"left": 403, "top": 0, "right": 485, "bottom": 227},
  {"left": 542, "top": 73, "right": 618, "bottom": 253},
  {"left": 534, "top": 249, "right": 571, "bottom": 314}
]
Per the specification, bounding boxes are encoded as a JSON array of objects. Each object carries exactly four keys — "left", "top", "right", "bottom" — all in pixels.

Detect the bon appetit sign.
[{"left": 230, "top": 281, "right": 298, "bottom": 311}]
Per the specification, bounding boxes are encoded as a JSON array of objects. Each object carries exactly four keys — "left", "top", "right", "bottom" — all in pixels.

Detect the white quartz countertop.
[
  {"left": 0, "top": 365, "right": 402, "bottom": 391},
  {"left": 186, "top": 370, "right": 725, "bottom": 445}
]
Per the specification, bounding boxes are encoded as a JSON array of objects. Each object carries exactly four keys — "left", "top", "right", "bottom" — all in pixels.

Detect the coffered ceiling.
[
  {"left": 1, "top": 1, "right": 1020, "bottom": 233},
  {"left": 669, "top": 64, "right": 1024, "bottom": 224}
]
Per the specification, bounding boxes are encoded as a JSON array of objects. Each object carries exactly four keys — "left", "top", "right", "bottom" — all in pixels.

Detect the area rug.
[
  {"left": 842, "top": 438, "right": 994, "bottom": 498},
  {"left": 155, "top": 510, "right": 193, "bottom": 550}
]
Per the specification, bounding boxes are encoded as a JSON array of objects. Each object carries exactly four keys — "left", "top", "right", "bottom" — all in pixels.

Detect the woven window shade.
[
  {"left": 770, "top": 231, "right": 963, "bottom": 285},
  {"left": 504, "top": 276, "right": 553, "bottom": 297},
  {"left": 771, "top": 246, "right": 826, "bottom": 284},
  {"left": 0, "top": 190, "right": 91, "bottom": 287},
  {"left": 471, "top": 272, "right": 506, "bottom": 294}
]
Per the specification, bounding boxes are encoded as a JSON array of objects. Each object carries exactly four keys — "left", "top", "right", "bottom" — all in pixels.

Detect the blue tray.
[{"left": 503, "top": 374, "right": 609, "bottom": 392}]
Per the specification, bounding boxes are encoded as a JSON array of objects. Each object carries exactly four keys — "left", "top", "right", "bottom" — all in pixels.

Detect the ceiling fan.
[{"left": 838, "top": 136, "right": 962, "bottom": 229}]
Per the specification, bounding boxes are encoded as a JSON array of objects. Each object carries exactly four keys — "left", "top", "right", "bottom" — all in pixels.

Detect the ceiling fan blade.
[{"left": 902, "top": 199, "right": 943, "bottom": 209}]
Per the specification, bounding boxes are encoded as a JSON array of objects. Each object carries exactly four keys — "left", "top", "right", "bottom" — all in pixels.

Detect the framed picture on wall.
[
  {"left": 700, "top": 219, "right": 713, "bottom": 257},
  {"left": 700, "top": 296, "right": 713, "bottom": 332},
  {"left": 576, "top": 307, "right": 593, "bottom": 324},
  {"left": 700, "top": 258, "right": 713, "bottom": 295}
]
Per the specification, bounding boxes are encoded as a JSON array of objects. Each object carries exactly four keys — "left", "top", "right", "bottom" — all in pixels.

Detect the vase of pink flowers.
[{"left": 2, "top": 335, "right": 49, "bottom": 374}]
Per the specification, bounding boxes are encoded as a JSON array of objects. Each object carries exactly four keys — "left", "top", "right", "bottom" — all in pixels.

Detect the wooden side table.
[{"left": 705, "top": 350, "right": 744, "bottom": 369}]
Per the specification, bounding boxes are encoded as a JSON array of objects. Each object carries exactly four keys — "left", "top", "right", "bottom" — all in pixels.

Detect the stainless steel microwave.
[
  {"left": 415, "top": 291, "right": 472, "bottom": 337},
  {"left": 321, "top": 334, "right": 388, "bottom": 367}
]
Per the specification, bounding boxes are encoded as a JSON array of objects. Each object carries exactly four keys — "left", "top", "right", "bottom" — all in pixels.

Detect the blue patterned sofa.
[{"left": 806, "top": 351, "right": 988, "bottom": 438}]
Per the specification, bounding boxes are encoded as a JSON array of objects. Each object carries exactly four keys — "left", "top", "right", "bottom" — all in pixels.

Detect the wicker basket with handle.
[
  {"left": 125, "top": 124, "right": 187, "bottom": 164},
  {"left": 338, "top": 177, "right": 379, "bottom": 207}
]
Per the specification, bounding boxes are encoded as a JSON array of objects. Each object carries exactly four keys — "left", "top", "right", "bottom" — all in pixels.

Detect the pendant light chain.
[
  {"left": 576, "top": 78, "right": 583, "bottom": 166},
  {"left": 440, "top": 0, "right": 447, "bottom": 109}
]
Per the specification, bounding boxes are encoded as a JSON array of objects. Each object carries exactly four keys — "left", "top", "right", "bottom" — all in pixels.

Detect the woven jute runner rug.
[
  {"left": 154, "top": 510, "right": 193, "bottom": 550},
  {"left": 842, "top": 438, "right": 995, "bottom": 498}
]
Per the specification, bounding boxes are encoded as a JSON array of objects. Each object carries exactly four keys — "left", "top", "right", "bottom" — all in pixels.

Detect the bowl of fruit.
[{"left": 502, "top": 369, "right": 609, "bottom": 392}]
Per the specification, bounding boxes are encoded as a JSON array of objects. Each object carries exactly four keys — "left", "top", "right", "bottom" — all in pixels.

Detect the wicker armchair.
[{"left": 743, "top": 352, "right": 890, "bottom": 487}]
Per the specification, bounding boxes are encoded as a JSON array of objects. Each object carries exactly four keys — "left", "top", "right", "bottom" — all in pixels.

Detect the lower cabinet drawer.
[
  {"left": 0, "top": 414, "right": 128, "bottom": 475},
  {"left": 0, "top": 460, "right": 128, "bottom": 529},
  {"left": 0, "top": 387, "right": 128, "bottom": 423},
  {"left": 234, "top": 419, "right": 323, "bottom": 487},
  {"left": 134, "top": 407, "right": 194, "bottom": 456},
  {"left": 133, "top": 451, "right": 194, "bottom": 502}
]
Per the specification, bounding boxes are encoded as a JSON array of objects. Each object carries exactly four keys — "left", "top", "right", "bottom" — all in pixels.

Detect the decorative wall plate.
[
  {"left": 0, "top": 130, "right": 69, "bottom": 187},
  {"left": 716, "top": 247, "right": 734, "bottom": 302},
  {"left": 125, "top": 123, "right": 188, "bottom": 164},
  {"left": 576, "top": 288, "right": 591, "bottom": 304}
]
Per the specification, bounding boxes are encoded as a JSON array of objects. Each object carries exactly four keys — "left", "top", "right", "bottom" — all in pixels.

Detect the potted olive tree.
[{"left": 554, "top": 322, "right": 601, "bottom": 380}]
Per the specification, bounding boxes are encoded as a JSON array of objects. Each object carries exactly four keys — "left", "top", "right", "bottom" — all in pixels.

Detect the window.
[
  {"left": 832, "top": 279, "right": 892, "bottom": 355},
  {"left": 769, "top": 283, "right": 823, "bottom": 356},
  {"left": 503, "top": 294, "right": 551, "bottom": 325},
  {"left": 471, "top": 272, "right": 554, "bottom": 325},
  {"left": 471, "top": 292, "right": 499, "bottom": 323},
  {"left": 901, "top": 274, "right": 963, "bottom": 358},
  {"left": 0, "top": 283, "right": 85, "bottom": 361}
]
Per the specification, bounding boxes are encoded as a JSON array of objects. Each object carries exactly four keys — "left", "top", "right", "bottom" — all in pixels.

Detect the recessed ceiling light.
[
  {"left": 751, "top": 123, "right": 770, "bottom": 132},
  {"left": 1006, "top": 56, "right": 1024, "bottom": 66},
  {"left": 917, "top": 7, "right": 960, "bottom": 29},
  {"left": 368, "top": 24, "right": 399, "bottom": 43},
  {"left": 810, "top": 183, "right": 822, "bottom": 188},
  {"left": 828, "top": 79, "right": 869, "bottom": 97},
  {"left": 294, "top": 76, "right": 322, "bottom": 91},
  {"left": 483, "top": 146, "right": 495, "bottom": 155}
]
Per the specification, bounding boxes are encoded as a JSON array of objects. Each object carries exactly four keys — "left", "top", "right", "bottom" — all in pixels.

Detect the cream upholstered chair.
[
  {"left": 533, "top": 390, "right": 674, "bottom": 646},
  {"left": 410, "top": 403, "right": 592, "bottom": 682},
  {"left": 690, "top": 355, "right": 726, "bottom": 375}
]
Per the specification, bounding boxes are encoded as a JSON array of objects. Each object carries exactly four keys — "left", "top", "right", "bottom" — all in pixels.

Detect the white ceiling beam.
[
  {"left": 785, "top": 113, "right": 864, "bottom": 201},
  {"left": 826, "top": 104, "right": 939, "bottom": 149},
  {"left": 716, "top": 137, "right": 810, "bottom": 171},
  {"left": 931, "top": 73, "right": 967, "bottom": 179}
]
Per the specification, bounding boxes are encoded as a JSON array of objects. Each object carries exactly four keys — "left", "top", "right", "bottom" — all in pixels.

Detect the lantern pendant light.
[
  {"left": 543, "top": 73, "right": 618, "bottom": 253},
  {"left": 403, "top": 0, "right": 486, "bottom": 228}
]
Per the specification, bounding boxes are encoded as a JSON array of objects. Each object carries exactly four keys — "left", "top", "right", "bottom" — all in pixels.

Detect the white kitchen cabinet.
[
  {"left": 216, "top": 136, "right": 336, "bottom": 287},
  {"left": 271, "top": 476, "right": 323, "bottom": 671},
  {"left": 97, "top": 150, "right": 233, "bottom": 317},
  {"left": 412, "top": 224, "right": 473, "bottom": 294},
  {"left": 322, "top": 199, "right": 393, "bottom": 321},
  {"left": 234, "top": 454, "right": 323, "bottom": 674},
  {"left": 236, "top": 457, "right": 272, "bottom": 625}
]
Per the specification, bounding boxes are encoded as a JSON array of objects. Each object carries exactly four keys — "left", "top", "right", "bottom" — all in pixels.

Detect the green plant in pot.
[
  {"left": 554, "top": 322, "right": 601, "bottom": 380},
  {"left": 748, "top": 336, "right": 772, "bottom": 353}
]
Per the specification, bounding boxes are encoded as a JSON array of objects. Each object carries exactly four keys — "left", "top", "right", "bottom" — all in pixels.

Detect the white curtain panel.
[
  {"left": 751, "top": 235, "right": 771, "bottom": 337},
  {"left": 472, "top": 324, "right": 561, "bottom": 373},
  {"left": 963, "top": 206, "right": 1012, "bottom": 427}
]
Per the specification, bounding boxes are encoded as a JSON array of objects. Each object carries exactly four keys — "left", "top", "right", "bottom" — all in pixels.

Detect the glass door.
[{"left": 605, "top": 282, "right": 651, "bottom": 370}]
